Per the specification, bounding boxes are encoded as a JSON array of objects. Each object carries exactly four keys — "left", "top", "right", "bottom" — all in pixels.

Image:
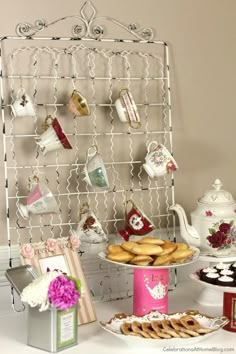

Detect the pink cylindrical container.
[{"left": 133, "top": 268, "right": 169, "bottom": 315}]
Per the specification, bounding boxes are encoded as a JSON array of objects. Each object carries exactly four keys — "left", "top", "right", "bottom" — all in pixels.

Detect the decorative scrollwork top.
[
  {"left": 15, "top": 1, "right": 154, "bottom": 40},
  {"left": 16, "top": 19, "right": 46, "bottom": 37}
]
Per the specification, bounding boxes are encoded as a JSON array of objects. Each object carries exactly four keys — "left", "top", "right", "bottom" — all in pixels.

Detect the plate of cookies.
[
  {"left": 100, "top": 310, "right": 228, "bottom": 346},
  {"left": 98, "top": 236, "right": 200, "bottom": 268}
]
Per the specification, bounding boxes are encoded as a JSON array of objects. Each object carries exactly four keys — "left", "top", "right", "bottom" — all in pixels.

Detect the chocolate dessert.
[{"left": 216, "top": 275, "right": 235, "bottom": 287}]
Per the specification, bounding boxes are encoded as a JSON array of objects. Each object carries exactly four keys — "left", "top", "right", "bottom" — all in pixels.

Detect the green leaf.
[
  {"left": 208, "top": 228, "right": 216, "bottom": 235},
  {"left": 66, "top": 275, "right": 81, "bottom": 292}
]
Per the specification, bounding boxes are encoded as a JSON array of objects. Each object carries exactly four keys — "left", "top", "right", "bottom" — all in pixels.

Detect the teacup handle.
[
  {"left": 42, "top": 115, "right": 54, "bottom": 131},
  {"left": 86, "top": 145, "right": 98, "bottom": 161},
  {"left": 125, "top": 199, "right": 136, "bottom": 218},
  {"left": 16, "top": 88, "right": 26, "bottom": 99},
  {"left": 147, "top": 141, "right": 159, "bottom": 153}
]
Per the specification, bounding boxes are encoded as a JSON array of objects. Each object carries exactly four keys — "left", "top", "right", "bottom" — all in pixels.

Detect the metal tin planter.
[{"left": 27, "top": 305, "right": 78, "bottom": 352}]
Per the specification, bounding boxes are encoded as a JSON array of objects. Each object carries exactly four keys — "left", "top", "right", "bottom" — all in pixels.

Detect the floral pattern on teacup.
[
  {"left": 46, "top": 238, "right": 58, "bottom": 252},
  {"left": 21, "top": 243, "right": 35, "bottom": 259}
]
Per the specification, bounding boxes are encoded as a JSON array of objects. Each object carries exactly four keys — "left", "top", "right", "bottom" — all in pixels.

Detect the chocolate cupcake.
[
  {"left": 200, "top": 267, "right": 218, "bottom": 281},
  {"left": 229, "top": 263, "right": 236, "bottom": 276},
  {"left": 216, "top": 275, "right": 235, "bottom": 287},
  {"left": 220, "top": 269, "right": 234, "bottom": 277},
  {"left": 214, "top": 263, "right": 230, "bottom": 273},
  {"left": 204, "top": 272, "right": 220, "bottom": 285}
]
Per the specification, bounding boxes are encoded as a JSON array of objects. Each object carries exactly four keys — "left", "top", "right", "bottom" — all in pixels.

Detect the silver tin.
[
  {"left": 28, "top": 305, "right": 78, "bottom": 352},
  {"left": 5, "top": 265, "right": 38, "bottom": 294},
  {"left": 5, "top": 266, "right": 78, "bottom": 352}
]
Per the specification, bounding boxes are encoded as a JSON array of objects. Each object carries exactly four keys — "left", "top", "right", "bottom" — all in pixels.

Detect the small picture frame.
[{"left": 20, "top": 237, "right": 96, "bottom": 325}]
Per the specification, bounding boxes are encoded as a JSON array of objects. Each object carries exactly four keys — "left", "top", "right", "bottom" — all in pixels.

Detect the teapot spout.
[{"left": 169, "top": 204, "right": 200, "bottom": 247}]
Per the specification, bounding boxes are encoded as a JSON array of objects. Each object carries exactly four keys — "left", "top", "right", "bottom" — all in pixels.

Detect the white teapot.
[{"left": 169, "top": 179, "right": 236, "bottom": 256}]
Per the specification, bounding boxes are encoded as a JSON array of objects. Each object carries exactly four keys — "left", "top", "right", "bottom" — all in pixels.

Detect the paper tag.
[{"left": 57, "top": 306, "right": 77, "bottom": 350}]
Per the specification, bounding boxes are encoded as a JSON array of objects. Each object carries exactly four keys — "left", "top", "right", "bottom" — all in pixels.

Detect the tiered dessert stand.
[
  {"left": 99, "top": 247, "right": 200, "bottom": 316},
  {"left": 190, "top": 254, "right": 236, "bottom": 332}
]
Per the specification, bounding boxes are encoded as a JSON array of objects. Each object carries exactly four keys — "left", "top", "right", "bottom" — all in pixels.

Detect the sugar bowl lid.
[{"left": 198, "top": 179, "right": 235, "bottom": 205}]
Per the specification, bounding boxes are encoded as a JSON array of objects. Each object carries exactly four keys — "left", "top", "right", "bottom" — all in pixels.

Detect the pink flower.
[
  {"left": 205, "top": 210, "right": 213, "bottom": 216},
  {"left": 46, "top": 238, "right": 58, "bottom": 252},
  {"left": 21, "top": 243, "right": 35, "bottom": 259},
  {"left": 70, "top": 234, "right": 81, "bottom": 249},
  {"left": 48, "top": 275, "right": 79, "bottom": 310}
]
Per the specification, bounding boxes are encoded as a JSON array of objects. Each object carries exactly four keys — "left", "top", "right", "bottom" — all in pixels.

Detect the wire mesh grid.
[{"left": 0, "top": 31, "right": 177, "bottom": 302}]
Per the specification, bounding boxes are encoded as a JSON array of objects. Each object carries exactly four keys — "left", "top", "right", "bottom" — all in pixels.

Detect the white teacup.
[
  {"left": 143, "top": 141, "right": 178, "bottom": 178},
  {"left": 35, "top": 116, "right": 73, "bottom": 155},
  {"left": 19, "top": 182, "right": 60, "bottom": 219},
  {"left": 11, "top": 89, "right": 35, "bottom": 117},
  {"left": 83, "top": 145, "right": 109, "bottom": 188},
  {"left": 72, "top": 203, "right": 107, "bottom": 243},
  {"left": 115, "top": 89, "right": 141, "bottom": 129}
]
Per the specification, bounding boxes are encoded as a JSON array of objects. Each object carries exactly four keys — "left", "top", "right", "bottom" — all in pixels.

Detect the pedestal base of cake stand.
[
  {"left": 195, "top": 286, "right": 223, "bottom": 306},
  {"left": 133, "top": 268, "right": 169, "bottom": 316}
]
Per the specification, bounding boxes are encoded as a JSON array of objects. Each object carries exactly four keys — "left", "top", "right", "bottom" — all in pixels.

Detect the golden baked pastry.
[
  {"left": 152, "top": 254, "right": 173, "bottom": 266},
  {"left": 175, "top": 242, "right": 189, "bottom": 250},
  {"left": 141, "top": 322, "right": 160, "bottom": 339},
  {"left": 131, "top": 243, "right": 163, "bottom": 256},
  {"left": 171, "top": 249, "right": 195, "bottom": 262},
  {"left": 131, "top": 321, "right": 151, "bottom": 338},
  {"left": 120, "top": 322, "right": 141, "bottom": 337},
  {"left": 106, "top": 251, "right": 134, "bottom": 263},
  {"left": 130, "top": 255, "right": 154, "bottom": 266},
  {"left": 137, "top": 237, "right": 165, "bottom": 245},
  {"left": 161, "top": 320, "right": 181, "bottom": 338},
  {"left": 107, "top": 244, "right": 123, "bottom": 254},
  {"left": 159, "top": 241, "right": 177, "bottom": 256},
  {"left": 121, "top": 241, "right": 137, "bottom": 252},
  {"left": 150, "top": 321, "right": 172, "bottom": 339},
  {"left": 179, "top": 315, "right": 201, "bottom": 331},
  {"left": 104, "top": 237, "right": 196, "bottom": 266}
]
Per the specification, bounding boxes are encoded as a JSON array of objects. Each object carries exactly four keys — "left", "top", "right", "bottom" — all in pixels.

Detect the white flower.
[{"left": 21, "top": 270, "right": 62, "bottom": 312}]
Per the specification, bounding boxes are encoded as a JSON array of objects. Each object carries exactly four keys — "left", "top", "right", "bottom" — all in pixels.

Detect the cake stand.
[
  {"left": 190, "top": 268, "right": 236, "bottom": 332},
  {"left": 193, "top": 254, "right": 236, "bottom": 306},
  {"left": 98, "top": 247, "right": 200, "bottom": 316}
]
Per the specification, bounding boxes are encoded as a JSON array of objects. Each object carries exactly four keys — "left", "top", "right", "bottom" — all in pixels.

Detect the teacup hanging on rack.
[
  {"left": 143, "top": 141, "right": 178, "bottom": 178},
  {"left": 71, "top": 202, "right": 107, "bottom": 243},
  {"left": 118, "top": 199, "right": 155, "bottom": 241},
  {"left": 83, "top": 145, "right": 109, "bottom": 189},
  {"left": 11, "top": 88, "right": 36, "bottom": 117},
  {"left": 35, "top": 116, "right": 72, "bottom": 155},
  {"left": 115, "top": 88, "right": 141, "bottom": 129},
  {"left": 68, "top": 89, "right": 91, "bottom": 116},
  {"left": 18, "top": 179, "right": 60, "bottom": 219}
]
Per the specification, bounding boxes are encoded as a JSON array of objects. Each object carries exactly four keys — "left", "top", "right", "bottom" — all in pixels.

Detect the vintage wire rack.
[{"left": 0, "top": 1, "right": 177, "bottom": 308}]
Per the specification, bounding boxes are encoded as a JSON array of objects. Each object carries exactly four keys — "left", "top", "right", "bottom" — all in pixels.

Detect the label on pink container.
[{"left": 133, "top": 268, "right": 169, "bottom": 316}]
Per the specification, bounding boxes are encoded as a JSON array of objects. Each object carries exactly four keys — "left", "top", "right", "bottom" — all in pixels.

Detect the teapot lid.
[{"left": 198, "top": 179, "right": 235, "bottom": 205}]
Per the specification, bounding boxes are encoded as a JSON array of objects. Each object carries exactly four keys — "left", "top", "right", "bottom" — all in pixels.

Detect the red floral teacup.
[{"left": 118, "top": 199, "right": 155, "bottom": 241}]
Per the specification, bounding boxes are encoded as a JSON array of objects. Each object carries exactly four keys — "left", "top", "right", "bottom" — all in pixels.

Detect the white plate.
[
  {"left": 100, "top": 310, "right": 228, "bottom": 347},
  {"left": 98, "top": 246, "right": 200, "bottom": 269},
  {"left": 190, "top": 269, "right": 236, "bottom": 293}
]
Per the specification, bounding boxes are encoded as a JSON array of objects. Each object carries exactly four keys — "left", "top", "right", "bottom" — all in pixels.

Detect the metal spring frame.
[{"left": 0, "top": 1, "right": 177, "bottom": 310}]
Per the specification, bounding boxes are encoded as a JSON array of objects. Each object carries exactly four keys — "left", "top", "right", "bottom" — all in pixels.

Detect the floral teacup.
[{"left": 143, "top": 141, "right": 178, "bottom": 178}]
